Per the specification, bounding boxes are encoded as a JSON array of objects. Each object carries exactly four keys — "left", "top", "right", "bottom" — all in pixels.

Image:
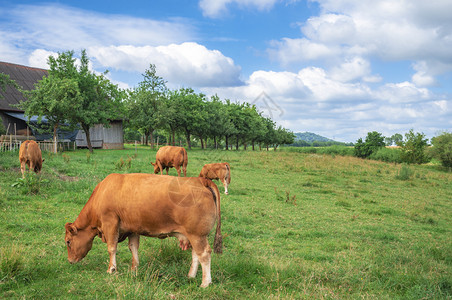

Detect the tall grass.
[{"left": 0, "top": 146, "right": 451, "bottom": 298}]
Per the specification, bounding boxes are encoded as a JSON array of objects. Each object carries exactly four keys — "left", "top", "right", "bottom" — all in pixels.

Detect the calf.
[
  {"left": 19, "top": 140, "right": 43, "bottom": 178},
  {"left": 199, "top": 163, "right": 231, "bottom": 194}
]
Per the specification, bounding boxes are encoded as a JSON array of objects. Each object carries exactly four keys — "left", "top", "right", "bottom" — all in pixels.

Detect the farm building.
[
  {"left": 76, "top": 121, "right": 124, "bottom": 149},
  {"left": 0, "top": 61, "right": 124, "bottom": 149}
]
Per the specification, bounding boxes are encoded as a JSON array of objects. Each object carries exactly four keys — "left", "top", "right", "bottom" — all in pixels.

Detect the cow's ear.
[
  {"left": 65, "top": 222, "right": 78, "bottom": 235},
  {"left": 150, "top": 162, "right": 155, "bottom": 166},
  {"left": 42, "top": 158, "right": 45, "bottom": 163}
]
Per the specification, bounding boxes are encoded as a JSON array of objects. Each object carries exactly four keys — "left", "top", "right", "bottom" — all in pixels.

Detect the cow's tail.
[
  {"left": 225, "top": 163, "right": 231, "bottom": 184},
  {"left": 204, "top": 178, "right": 222, "bottom": 254},
  {"left": 183, "top": 148, "right": 188, "bottom": 169}
]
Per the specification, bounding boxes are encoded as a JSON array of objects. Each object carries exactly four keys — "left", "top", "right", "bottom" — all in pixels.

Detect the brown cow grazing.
[
  {"left": 64, "top": 173, "right": 222, "bottom": 288},
  {"left": 151, "top": 146, "right": 188, "bottom": 177},
  {"left": 199, "top": 163, "right": 231, "bottom": 195},
  {"left": 19, "top": 140, "right": 43, "bottom": 178}
]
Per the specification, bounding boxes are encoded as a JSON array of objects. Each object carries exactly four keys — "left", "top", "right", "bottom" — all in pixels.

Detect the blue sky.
[{"left": 1, "top": 0, "right": 451, "bottom": 142}]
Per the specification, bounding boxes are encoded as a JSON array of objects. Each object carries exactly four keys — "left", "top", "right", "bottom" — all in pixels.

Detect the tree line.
[{"left": 3, "top": 50, "right": 294, "bottom": 152}]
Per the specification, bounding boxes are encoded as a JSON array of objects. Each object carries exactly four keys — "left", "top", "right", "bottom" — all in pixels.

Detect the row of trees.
[
  {"left": 4, "top": 50, "right": 294, "bottom": 152},
  {"left": 127, "top": 65, "right": 294, "bottom": 150}
]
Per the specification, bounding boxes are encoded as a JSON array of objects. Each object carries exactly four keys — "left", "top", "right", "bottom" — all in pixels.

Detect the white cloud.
[
  {"left": 0, "top": 4, "right": 195, "bottom": 57},
  {"left": 199, "top": 0, "right": 279, "bottom": 18},
  {"left": 89, "top": 43, "right": 242, "bottom": 88},
  {"left": 270, "top": 0, "right": 452, "bottom": 82}
]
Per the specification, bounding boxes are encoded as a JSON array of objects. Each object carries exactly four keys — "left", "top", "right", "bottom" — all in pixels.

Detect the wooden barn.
[
  {"left": 0, "top": 61, "right": 124, "bottom": 149},
  {"left": 76, "top": 121, "right": 124, "bottom": 149}
]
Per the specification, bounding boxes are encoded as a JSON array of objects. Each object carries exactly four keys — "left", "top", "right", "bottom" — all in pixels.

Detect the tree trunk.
[
  {"left": 214, "top": 136, "right": 218, "bottom": 149},
  {"left": 252, "top": 141, "right": 255, "bottom": 151},
  {"left": 225, "top": 136, "right": 229, "bottom": 150},
  {"left": 150, "top": 131, "right": 154, "bottom": 149},
  {"left": 236, "top": 136, "right": 239, "bottom": 150},
  {"left": 82, "top": 124, "right": 93, "bottom": 153},
  {"left": 53, "top": 123, "right": 58, "bottom": 154},
  {"left": 185, "top": 130, "right": 191, "bottom": 150},
  {"left": 172, "top": 130, "right": 175, "bottom": 146},
  {"left": 200, "top": 138, "right": 205, "bottom": 150}
]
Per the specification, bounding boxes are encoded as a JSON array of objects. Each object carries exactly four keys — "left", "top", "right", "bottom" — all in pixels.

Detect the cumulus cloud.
[
  {"left": 199, "top": 0, "right": 279, "bottom": 18},
  {"left": 89, "top": 43, "right": 242, "bottom": 87},
  {"left": 269, "top": 0, "right": 452, "bottom": 84},
  {"left": 0, "top": 4, "right": 195, "bottom": 56}
]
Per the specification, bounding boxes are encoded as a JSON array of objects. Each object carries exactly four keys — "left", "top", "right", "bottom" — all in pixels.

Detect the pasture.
[{"left": 0, "top": 146, "right": 451, "bottom": 299}]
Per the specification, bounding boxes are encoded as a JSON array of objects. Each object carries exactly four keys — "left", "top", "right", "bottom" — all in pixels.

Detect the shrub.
[
  {"left": 370, "top": 147, "right": 402, "bottom": 163},
  {"left": 395, "top": 164, "right": 414, "bottom": 180},
  {"left": 430, "top": 132, "right": 452, "bottom": 168}
]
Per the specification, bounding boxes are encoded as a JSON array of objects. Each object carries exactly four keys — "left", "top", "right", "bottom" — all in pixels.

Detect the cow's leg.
[
  {"left": 175, "top": 166, "right": 181, "bottom": 177},
  {"left": 165, "top": 167, "right": 169, "bottom": 175},
  {"left": 157, "top": 162, "right": 164, "bottom": 175},
  {"left": 188, "top": 249, "right": 199, "bottom": 278},
  {"left": 20, "top": 160, "right": 26, "bottom": 178},
  {"left": 183, "top": 165, "right": 187, "bottom": 177},
  {"left": 222, "top": 178, "right": 229, "bottom": 195},
  {"left": 128, "top": 233, "right": 140, "bottom": 272},
  {"left": 103, "top": 219, "right": 119, "bottom": 273},
  {"left": 188, "top": 236, "right": 212, "bottom": 288}
]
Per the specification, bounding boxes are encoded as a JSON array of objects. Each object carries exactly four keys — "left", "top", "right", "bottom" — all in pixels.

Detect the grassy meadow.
[{"left": 0, "top": 145, "right": 451, "bottom": 299}]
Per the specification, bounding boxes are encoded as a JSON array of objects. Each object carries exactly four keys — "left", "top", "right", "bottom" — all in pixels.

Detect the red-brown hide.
[
  {"left": 18, "top": 140, "right": 43, "bottom": 177},
  {"left": 199, "top": 163, "right": 231, "bottom": 195},
  {"left": 64, "top": 173, "right": 222, "bottom": 288},
  {"left": 151, "top": 146, "right": 188, "bottom": 176}
]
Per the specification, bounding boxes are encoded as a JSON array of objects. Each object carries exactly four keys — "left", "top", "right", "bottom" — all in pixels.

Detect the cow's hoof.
[
  {"left": 200, "top": 281, "right": 211, "bottom": 288},
  {"left": 107, "top": 267, "right": 116, "bottom": 274}
]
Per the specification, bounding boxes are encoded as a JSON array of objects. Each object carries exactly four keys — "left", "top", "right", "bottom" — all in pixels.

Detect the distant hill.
[{"left": 294, "top": 132, "right": 335, "bottom": 143}]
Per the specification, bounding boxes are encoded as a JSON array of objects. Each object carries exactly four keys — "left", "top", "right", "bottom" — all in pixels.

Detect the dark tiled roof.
[{"left": 0, "top": 61, "right": 48, "bottom": 112}]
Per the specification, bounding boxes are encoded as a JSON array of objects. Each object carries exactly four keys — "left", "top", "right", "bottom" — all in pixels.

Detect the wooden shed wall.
[{"left": 76, "top": 121, "right": 123, "bottom": 149}]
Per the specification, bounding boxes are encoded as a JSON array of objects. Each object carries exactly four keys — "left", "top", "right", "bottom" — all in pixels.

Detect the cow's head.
[
  {"left": 34, "top": 159, "right": 44, "bottom": 173},
  {"left": 64, "top": 222, "right": 96, "bottom": 264},
  {"left": 150, "top": 162, "right": 160, "bottom": 174}
]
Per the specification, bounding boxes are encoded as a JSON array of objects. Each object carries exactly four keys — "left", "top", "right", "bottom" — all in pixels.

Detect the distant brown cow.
[
  {"left": 199, "top": 163, "right": 231, "bottom": 195},
  {"left": 151, "top": 146, "right": 188, "bottom": 177},
  {"left": 64, "top": 173, "right": 222, "bottom": 288},
  {"left": 19, "top": 140, "right": 43, "bottom": 177}
]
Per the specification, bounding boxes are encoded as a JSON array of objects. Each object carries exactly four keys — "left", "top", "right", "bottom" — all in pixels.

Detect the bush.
[
  {"left": 370, "top": 147, "right": 402, "bottom": 163},
  {"left": 395, "top": 164, "right": 414, "bottom": 180},
  {"left": 430, "top": 132, "right": 452, "bottom": 168}
]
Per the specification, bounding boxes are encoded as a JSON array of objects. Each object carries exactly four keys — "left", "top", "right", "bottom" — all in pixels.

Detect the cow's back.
[
  {"left": 93, "top": 173, "right": 216, "bottom": 236},
  {"left": 19, "top": 140, "right": 42, "bottom": 167},
  {"left": 156, "top": 146, "right": 187, "bottom": 166}
]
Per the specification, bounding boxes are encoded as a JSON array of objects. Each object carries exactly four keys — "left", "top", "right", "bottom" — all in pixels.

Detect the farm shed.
[
  {"left": 1, "top": 61, "right": 124, "bottom": 149},
  {"left": 76, "top": 120, "right": 124, "bottom": 149}
]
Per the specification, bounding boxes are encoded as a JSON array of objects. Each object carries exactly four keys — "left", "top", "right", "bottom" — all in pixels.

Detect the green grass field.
[{"left": 1, "top": 146, "right": 451, "bottom": 299}]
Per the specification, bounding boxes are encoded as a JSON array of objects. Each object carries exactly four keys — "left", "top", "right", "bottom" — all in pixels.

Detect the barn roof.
[{"left": 0, "top": 61, "right": 48, "bottom": 112}]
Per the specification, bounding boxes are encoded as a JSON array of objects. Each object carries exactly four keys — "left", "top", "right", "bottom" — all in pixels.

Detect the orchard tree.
[
  {"left": 127, "top": 64, "right": 167, "bottom": 148},
  {"left": 21, "top": 76, "right": 81, "bottom": 153},
  {"left": 176, "top": 88, "right": 206, "bottom": 150},
  {"left": 69, "top": 51, "right": 125, "bottom": 153},
  {"left": 21, "top": 51, "right": 82, "bottom": 153},
  {"left": 22, "top": 50, "right": 124, "bottom": 153}
]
